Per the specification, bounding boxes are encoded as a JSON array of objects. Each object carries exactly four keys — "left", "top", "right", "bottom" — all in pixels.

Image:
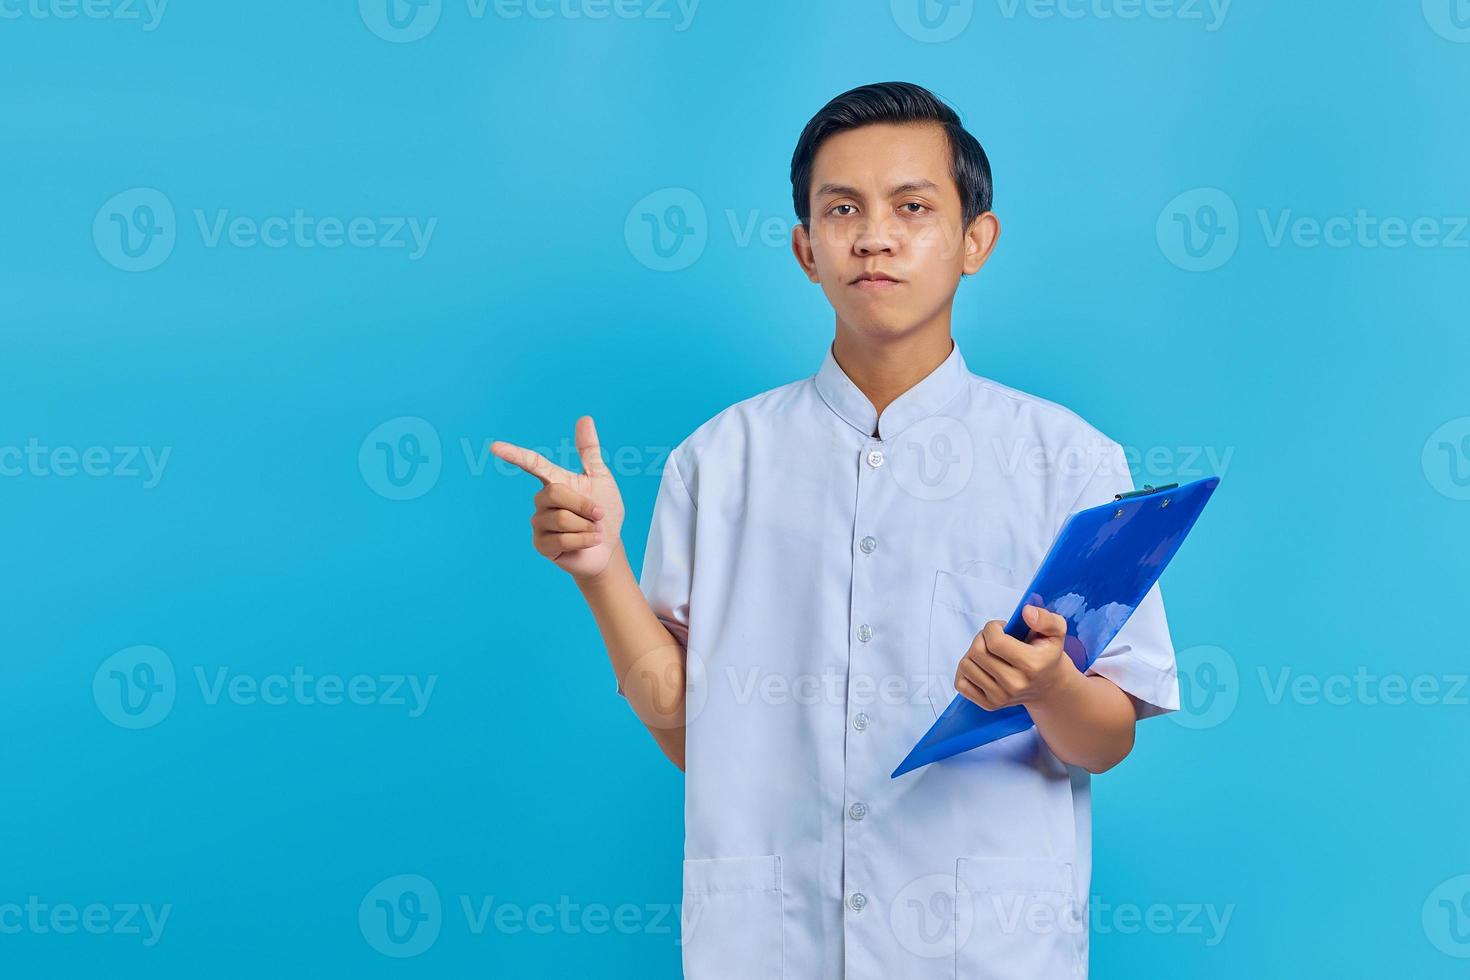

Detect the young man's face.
[{"left": 792, "top": 121, "right": 997, "bottom": 342}]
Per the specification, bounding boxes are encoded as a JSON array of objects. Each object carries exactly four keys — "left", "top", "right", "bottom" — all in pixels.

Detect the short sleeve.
[
  {"left": 616, "top": 447, "right": 695, "bottom": 697},
  {"left": 1065, "top": 439, "right": 1181, "bottom": 719}
]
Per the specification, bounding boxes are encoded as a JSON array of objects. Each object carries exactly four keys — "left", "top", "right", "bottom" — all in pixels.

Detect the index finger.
[{"left": 490, "top": 440, "right": 567, "bottom": 487}]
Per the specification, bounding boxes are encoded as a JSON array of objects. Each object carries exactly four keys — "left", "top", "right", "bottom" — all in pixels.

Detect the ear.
[
  {"left": 791, "top": 221, "right": 820, "bottom": 283},
  {"left": 961, "top": 211, "right": 1001, "bottom": 277}
]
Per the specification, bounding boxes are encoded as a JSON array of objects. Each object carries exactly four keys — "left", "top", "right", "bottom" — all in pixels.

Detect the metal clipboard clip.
[{"left": 1113, "top": 483, "right": 1179, "bottom": 501}]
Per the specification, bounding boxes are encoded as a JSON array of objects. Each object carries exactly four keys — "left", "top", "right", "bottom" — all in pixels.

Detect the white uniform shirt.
[{"left": 635, "top": 338, "right": 1180, "bottom": 980}]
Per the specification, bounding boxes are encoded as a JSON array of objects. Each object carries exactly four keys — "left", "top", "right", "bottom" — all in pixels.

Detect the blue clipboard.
[{"left": 891, "top": 475, "right": 1221, "bottom": 778}]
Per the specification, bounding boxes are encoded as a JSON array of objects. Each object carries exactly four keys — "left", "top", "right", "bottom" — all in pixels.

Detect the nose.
[{"left": 853, "top": 214, "right": 899, "bottom": 256}]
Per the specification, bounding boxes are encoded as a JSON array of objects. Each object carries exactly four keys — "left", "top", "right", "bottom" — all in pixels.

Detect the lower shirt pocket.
[
  {"left": 926, "top": 567, "right": 1027, "bottom": 717},
  {"left": 955, "top": 856, "right": 1085, "bottom": 980},
  {"left": 680, "top": 854, "right": 784, "bottom": 980}
]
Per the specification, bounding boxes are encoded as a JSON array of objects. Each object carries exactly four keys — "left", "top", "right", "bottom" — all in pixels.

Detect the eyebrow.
[{"left": 813, "top": 179, "right": 941, "bottom": 200}]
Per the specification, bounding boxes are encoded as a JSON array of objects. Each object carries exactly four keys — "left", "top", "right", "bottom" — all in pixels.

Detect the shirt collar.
[{"left": 813, "top": 337, "right": 969, "bottom": 441}]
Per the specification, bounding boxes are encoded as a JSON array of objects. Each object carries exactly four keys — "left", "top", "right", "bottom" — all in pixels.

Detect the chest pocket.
[
  {"left": 926, "top": 565, "right": 1027, "bottom": 718},
  {"left": 680, "top": 854, "right": 784, "bottom": 979}
]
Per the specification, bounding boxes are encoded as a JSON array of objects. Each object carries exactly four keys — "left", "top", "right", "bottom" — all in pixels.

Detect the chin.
[{"left": 837, "top": 308, "right": 922, "bottom": 340}]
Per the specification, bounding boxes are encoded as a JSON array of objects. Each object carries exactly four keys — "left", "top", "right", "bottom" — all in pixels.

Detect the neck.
[{"left": 830, "top": 324, "right": 955, "bottom": 433}]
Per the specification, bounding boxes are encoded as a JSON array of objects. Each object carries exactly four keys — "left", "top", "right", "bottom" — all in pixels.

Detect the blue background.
[{"left": 4, "top": 0, "right": 1469, "bottom": 975}]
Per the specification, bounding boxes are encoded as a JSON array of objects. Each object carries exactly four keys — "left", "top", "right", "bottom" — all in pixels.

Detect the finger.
[
  {"left": 539, "top": 482, "right": 605, "bottom": 522},
  {"left": 963, "top": 641, "right": 1026, "bottom": 696},
  {"left": 575, "top": 415, "right": 609, "bottom": 478},
  {"left": 547, "top": 530, "right": 603, "bottom": 552},
  {"left": 974, "top": 619, "right": 1034, "bottom": 671},
  {"left": 956, "top": 673, "right": 1001, "bottom": 711},
  {"left": 491, "top": 440, "right": 568, "bottom": 487},
  {"left": 956, "top": 655, "right": 996, "bottom": 697},
  {"left": 1021, "top": 604, "right": 1068, "bottom": 644},
  {"left": 532, "top": 508, "right": 597, "bottom": 534}
]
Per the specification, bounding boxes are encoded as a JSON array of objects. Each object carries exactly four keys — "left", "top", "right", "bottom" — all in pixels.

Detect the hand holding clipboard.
[{"left": 891, "top": 476, "right": 1221, "bottom": 778}]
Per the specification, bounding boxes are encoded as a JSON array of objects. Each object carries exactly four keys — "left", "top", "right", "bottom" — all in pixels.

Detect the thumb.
[
  {"left": 575, "top": 415, "right": 609, "bottom": 478},
  {"left": 1022, "top": 604, "right": 1068, "bottom": 644}
]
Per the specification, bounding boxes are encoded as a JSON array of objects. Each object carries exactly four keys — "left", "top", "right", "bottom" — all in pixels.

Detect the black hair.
[{"left": 789, "top": 81, "right": 992, "bottom": 229}]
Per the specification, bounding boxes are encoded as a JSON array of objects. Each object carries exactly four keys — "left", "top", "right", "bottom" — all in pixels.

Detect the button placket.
[{"left": 843, "top": 441, "right": 885, "bottom": 935}]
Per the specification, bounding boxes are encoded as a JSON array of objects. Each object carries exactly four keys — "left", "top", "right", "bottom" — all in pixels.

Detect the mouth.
[{"left": 850, "top": 272, "right": 904, "bottom": 292}]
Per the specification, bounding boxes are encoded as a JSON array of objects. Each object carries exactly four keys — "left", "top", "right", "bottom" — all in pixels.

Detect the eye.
[
  {"left": 901, "top": 202, "right": 929, "bottom": 215},
  {"left": 828, "top": 203, "right": 857, "bottom": 217}
]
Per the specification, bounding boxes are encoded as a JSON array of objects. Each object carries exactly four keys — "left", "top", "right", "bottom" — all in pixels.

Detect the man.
[{"left": 493, "top": 80, "right": 1179, "bottom": 979}]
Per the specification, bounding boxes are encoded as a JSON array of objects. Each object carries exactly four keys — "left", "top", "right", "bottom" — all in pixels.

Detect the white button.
[
  {"left": 859, "top": 536, "right": 877, "bottom": 554},
  {"left": 865, "top": 449, "right": 884, "bottom": 468},
  {"left": 852, "top": 712, "right": 869, "bottom": 731},
  {"left": 848, "top": 892, "right": 867, "bottom": 912},
  {"left": 856, "top": 623, "right": 873, "bottom": 643},
  {"left": 849, "top": 802, "right": 867, "bottom": 821}
]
